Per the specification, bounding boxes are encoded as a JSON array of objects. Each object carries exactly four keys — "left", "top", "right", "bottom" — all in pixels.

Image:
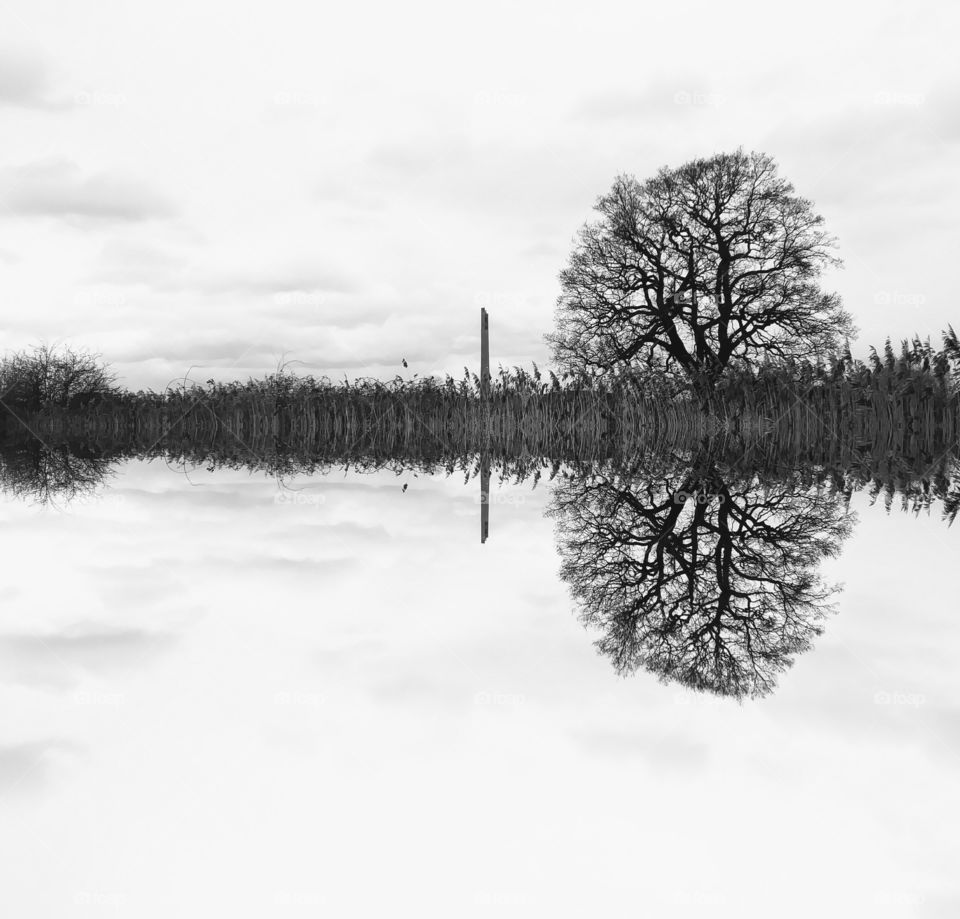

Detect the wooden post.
[
  {"left": 480, "top": 308, "right": 490, "bottom": 400},
  {"left": 480, "top": 449, "right": 490, "bottom": 543},
  {"left": 480, "top": 308, "right": 490, "bottom": 543}
]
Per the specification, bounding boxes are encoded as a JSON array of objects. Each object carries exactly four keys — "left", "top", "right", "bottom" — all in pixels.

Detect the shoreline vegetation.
[
  {"left": 3, "top": 332, "right": 960, "bottom": 448},
  {"left": 1, "top": 339, "right": 959, "bottom": 514}
]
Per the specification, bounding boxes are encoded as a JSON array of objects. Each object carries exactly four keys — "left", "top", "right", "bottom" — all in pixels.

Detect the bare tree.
[
  {"left": 0, "top": 344, "right": 119, "bottom": 412},
  {"left": 0, "top": 439, "right": 117, "bottom": 505},
  {"left": 547, "top": 149, "right": 856, "bottom": 399}
]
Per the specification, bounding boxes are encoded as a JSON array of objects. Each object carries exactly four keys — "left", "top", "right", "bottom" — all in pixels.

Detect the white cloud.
[{"left": 0, "top": 159, "right": 176, "bottom": 222}]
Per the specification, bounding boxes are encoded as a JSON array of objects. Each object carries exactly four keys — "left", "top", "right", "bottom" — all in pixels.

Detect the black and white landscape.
[{"left": 1, "top": 2, "right": 959, "bottom": 917}]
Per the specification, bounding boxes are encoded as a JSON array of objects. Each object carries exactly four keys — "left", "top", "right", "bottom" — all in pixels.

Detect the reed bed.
[
  {"left": 18, "top": 359, "right": 960, "bottom": 463},
  {"left": 5, "top": 329, "right": 960, "bottom": 444}
]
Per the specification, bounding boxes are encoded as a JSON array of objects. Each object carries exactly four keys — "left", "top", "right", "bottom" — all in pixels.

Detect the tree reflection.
[
  {"left": 547, "top": 445, "right": 856, "bottom": 699},
  {"left": 0, "top": 439, "right": 117, "bottom": 505}
]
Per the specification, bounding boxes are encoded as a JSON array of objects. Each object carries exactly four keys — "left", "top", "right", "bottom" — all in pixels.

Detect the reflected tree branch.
[{"left": 547, "top": 443, "right": 857, "bottom": 699}]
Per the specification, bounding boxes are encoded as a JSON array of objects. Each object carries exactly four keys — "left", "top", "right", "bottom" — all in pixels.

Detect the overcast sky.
[{"left": 1, "top": 0, "right": 958, "bottom": 390}]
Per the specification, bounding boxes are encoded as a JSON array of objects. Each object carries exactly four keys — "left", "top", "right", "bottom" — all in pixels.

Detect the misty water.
[{"left": 2, "top": 449, "right": 959, "bottom": 916}]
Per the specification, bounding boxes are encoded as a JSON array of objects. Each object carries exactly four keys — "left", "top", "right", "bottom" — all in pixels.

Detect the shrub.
[{"left": 0, "top": 344, "right": 119, "bottom": 413}]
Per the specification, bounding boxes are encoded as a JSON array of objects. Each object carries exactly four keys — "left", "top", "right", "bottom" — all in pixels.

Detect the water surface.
[{"left": 1, "top": 455, "right": 958, "bottom": 917}]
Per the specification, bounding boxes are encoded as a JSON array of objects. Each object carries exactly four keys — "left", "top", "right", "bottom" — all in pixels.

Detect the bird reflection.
[{"left": 547, "top": 444, "right": 857, "bottom": 699}]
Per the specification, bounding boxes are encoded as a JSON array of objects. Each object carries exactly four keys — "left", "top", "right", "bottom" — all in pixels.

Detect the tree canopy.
[{"left": 547, "top": 149, "right": 856, "bottom": 393}]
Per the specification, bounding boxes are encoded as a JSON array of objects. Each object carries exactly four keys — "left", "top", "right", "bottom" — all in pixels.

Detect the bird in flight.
[{"left": 402, "top": 483, "right": 408, "bottom": 492}]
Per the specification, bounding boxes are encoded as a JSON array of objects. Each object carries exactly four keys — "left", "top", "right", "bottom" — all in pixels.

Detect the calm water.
[{"left": 1, "top": 456, "right": 959, "bottom": 916}]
